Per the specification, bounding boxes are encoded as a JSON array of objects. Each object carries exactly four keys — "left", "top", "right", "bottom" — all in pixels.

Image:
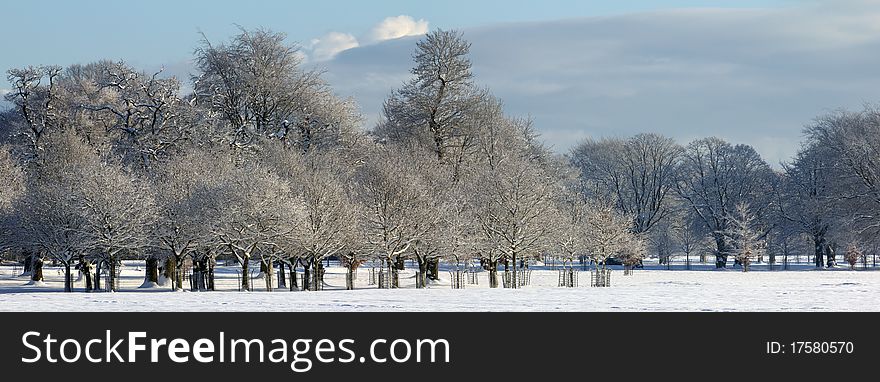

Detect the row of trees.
[{"left": 0, "top": 28, "right": 875, "bottom": 294}]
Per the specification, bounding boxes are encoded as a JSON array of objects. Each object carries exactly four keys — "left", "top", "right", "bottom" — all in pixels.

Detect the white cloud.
[
  {"left": 308, "top": 32, "right": 360, "bottom": 62},
  {"left": 303, "top": 15, "right": 427, "bottom": 62},
  {"left": 369, "top": 15, "right": 429, "bottom": 42}
]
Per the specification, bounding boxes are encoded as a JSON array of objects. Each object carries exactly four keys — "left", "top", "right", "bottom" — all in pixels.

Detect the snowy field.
[{"left": 1, "top": 260, "right": 878, "bottom": 312}]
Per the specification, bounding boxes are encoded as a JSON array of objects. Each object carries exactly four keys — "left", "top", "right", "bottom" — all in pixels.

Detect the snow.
[{"left": 1, "top": 260, "right": 878, "bottom": 312}]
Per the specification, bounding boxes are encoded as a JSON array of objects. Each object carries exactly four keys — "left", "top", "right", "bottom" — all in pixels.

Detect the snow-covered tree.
[
  {"left": 804, "top": 106, "right": 880, "bottom": 261},
  {"left": 208, "top": 160, "right": 299, "bottom": 292},
  {"left": 844, "top": 244, "right": 863, "bottom": 270},
  {"left": 10, "top": 135, "right": 88, "bottom": 290},
  {"left": 353, "top": 146, "right": 434, "bottom": 288},
  {"left": 471, "top": 155, "right": 559, "bottom": 288},
  {"left": 77, "top": 155, "right": 155, "bottom": 291},
  {"left": 779, "top": 142, "right": 839, "bottom": 268},
  {"left": 375, "top": 29, "right": 484, "bottom": 164},
  {"left": 0, "top": 146, "right": 25, "bottom": 214},
  {"left": 4, "top": 65, "right": 63, "bottom": 159},
  {"left": 719, "top": 202, "right": 766, "bottom": 272},
  {"left": 287, "top": 150, "right": 359, "bottom": 290},
  {"left": 571, "top": 133, "right": 681, "bottom": 235},
  {"left": 675, "top": 137, "right": 777, "bottom": 268},
  {"left": 194, "top": 27, "right": 360, "bottom": 153},
  {"left": 77, "top": 61, "right": 195, "bottom": 170},
  {"left": 149, "top": 147, "right": 233, "bottom": 290},
  {"left": 582, "top": 202, "right": 638, "bottom": 269}
]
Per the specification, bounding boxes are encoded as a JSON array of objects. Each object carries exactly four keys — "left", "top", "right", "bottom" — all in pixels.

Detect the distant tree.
[
  {"left": 843, "top": 244, "right": 862, "bottom": 270},
  {"left": 805, "top": 106, "right": 880, "bottom": 263},
  {"left": 675, "top": 137, "right": 777, "bottom": 268},
  {"left": 719, "top": 202, "right": 766, "bottom": 272},
  {"left": 571, "top": 133, "right": 681, "bottom": 235},
  {"left": 779, "top": 142, "right": 839, "bottom": 268},
  {"left": 582, "top": 202, "right": 638, "bottom": 270}
]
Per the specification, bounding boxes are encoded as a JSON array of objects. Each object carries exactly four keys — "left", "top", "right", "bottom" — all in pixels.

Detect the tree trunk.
[
  {"left": 288, "top": 262, "right": 297, "bottom": 291},
  {"left": 174, "top": 258, "right": 184, "bottom": 291},
  {"left": 427, "top": 258, "right": 439, "bottom": 280},
  {"left": 416, "top": 256, "right": 427, "bottom": 289},
  {"left": 31, "top": 256, "right": 44, "bottom": 282},
  {"left": 84, "top": 267, "right": 93, "bottom": 291},
  {"left": 164, "top": 257, "right": 176, "bottom": 289},
  {"left": 346, "top": 265, "right": 355, "bottom": 290},
  {"left": 144, "top": 257, "right": 159, "bottom": 286},
  {"left": 303, "top": 264, "right": 311, "bottom": 291},
  {"left": 814, "top": 237, "right": 824, "bottom": 268},
  {"left": 191, "top": 260, "right": 200, "bottom": 291},
  {"left": 241, "top": 256, "right": 250, "bottom": 291},
  {"left": 386, "top": 258, "right": 394, "bottom": 289},
  {"left": 261, "top": 259, "right": 273, "bottom": 292},
  {"left": 313, "top": 259, "right": 323, "bottom": 291},
  {"left": 108, "top": 258, "right": 117, "bottom": 292},
  {"left": 487, "top": 260, "right": 498, "bottom": 288},
  {"left": 22, "top": 253, "right": 33, "bottom": 276},
  {"left": 714, "top": 236, "right": 728, "bottom": 268},
  {"left": 94, "top": 261, "right": 103, "bottom": 291},
  {"left": 64, "top": 262, "right": 72, "bottom": 292},
  {"left": 825, "top": 245, "right": 835, "bottom": 268},
  {"left": 278, "top": 261, "right": 286, "bottom": 289},
  {"left": 391, "top": 258, "right": 400, "bottom": 289},
  {"left": 207, "top": 257, "right": 215, "bottom": 291},
  {"left": 509, "top": 252, "right": 518, "bottom": 289}
]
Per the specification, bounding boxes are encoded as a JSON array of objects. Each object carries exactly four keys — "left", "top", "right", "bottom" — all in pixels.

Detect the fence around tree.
[
  {"left": 591, "top": 268, "right": 611, "bottom": 287},
  {"left": 502, "top": 269, "right": 531, "bottom": 288},
  {"left": 558, "top": 268, "right": 578, "bottom": 287}
]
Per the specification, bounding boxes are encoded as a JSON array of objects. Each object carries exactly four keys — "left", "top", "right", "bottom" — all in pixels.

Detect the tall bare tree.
[{"left": 675, "top": 137, "right": 777, "bottom": 268}]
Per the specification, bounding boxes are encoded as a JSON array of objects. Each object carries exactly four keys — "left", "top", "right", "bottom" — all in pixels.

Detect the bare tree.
[
  {"left": 287, "top": 151, "right": 359, "bottom": 290},
  {"left": 582, "top": 202, "right": 638, "bottom": 270},
  {"left": 77, "top": 158, "right": 155, "bottom": 292},
  {"left": 194, "top": 27, "right": 359, "bottom": 153},
  {"left": 208, "top": 160, "right": 299, "bottom": 292},
  {"left": 675, "top": 137, "right": 777, "bottom": 268},
  {"left": 471, "top": 156, "right": 559, "bottom": 288},
  {"left": 804, "top": 106, "right": 880, "bottom": 263},
  {"left": 719, "top": 202, "right": 766, "bottom": 272},
  {"left": 375, "top": 29, "right": 483, "bottom": 164},
  {"left": 353, "top": 146, "right": 433, "bottom": 288},
  {"left": 79, "top": 61, "right": 194, "bottom": 170},
  {"left": 4, "top": 65, "right": 63, "bottom": 159},
  {"left": 779, "top": 142, "right": 840, "bottom": 268},
  {"left": 571, "top": 133, "right": 682, "bottom": 235}
]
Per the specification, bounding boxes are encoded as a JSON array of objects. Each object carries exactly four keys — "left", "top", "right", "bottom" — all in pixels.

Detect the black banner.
[{"left": 0, "top": 313, "right": 874, "bottom": 380}]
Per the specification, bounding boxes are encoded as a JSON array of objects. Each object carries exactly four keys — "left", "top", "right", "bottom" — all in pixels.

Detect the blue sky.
[{"left": 4, "top": 0, "right": 878, "bottom": 165}]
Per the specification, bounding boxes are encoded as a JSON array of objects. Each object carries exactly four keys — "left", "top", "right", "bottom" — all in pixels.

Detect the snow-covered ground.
[{"left": 0, "top": 260, "right": 877, "bottom": 311}]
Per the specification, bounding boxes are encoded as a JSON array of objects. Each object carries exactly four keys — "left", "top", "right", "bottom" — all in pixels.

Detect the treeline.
[{"left": 0, "top": 28, "right": 876, "bottom": 293}]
